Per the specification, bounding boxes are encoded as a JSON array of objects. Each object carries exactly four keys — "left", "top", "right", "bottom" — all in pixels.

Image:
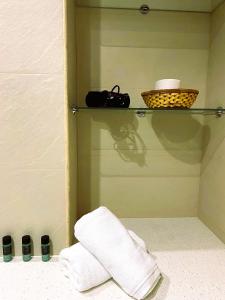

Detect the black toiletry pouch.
[{"left": 85, "top": 85, "right": 130, "bottom": 108}]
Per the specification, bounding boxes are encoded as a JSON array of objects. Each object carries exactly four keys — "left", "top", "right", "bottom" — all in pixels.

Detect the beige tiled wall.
[
  {"left": 76, "top": 8, "right": 209, "bottom": 218},
  {"left": 199, "top": 2, "right": 225, "bottom": 243},
  {"left": 0, "top": 0, "right": 68, "bottom": 255}
]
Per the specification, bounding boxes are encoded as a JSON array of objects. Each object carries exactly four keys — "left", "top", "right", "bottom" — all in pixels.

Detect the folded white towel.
[
  {"left": 74, "top": 207, "right": 161, "bottom": 299},
  {"left": 59, "top": 230, "right": 147, "bottom": 292},
  {"left": 59, "top": 242, "right": 109, "bottom": 291}
]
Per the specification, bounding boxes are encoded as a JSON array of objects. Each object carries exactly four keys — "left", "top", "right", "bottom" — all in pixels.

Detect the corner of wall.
[
  {"left": 64, "top": 0, "right": 78, "bottom": 245},
  {"left": 198, "top": 1, "right": 225, "bottom": 244}
]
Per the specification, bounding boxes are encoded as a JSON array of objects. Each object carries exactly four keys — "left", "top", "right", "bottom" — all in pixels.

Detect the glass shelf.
[
  {"left": 75, "top": 0, "right": 224, "bottom": 13},
  {"left": 72, "top": 106, "right": 225, "bottom": 117}
]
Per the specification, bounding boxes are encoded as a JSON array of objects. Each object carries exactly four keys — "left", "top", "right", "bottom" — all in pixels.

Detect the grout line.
[{"left": 0, "top": 72, "right": 62, "bottom": 76}]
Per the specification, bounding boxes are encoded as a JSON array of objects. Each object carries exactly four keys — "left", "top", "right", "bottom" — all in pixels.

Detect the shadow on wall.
[
  {"left": 151, "top": 113, "right": 210, "bottom": 164},
  {"left": 92, "top": 111, "right": 147, "bottom": 167},
  {"left": 77, "top": 110, "right": 211, "bottom": 218},
  {"left": 77, "top": 110, "right": 147, "bottom": 218}
]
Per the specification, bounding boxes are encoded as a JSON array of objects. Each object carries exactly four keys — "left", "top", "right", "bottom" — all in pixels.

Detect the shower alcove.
[{"left": 65, "top": 0, "right": 225, "bottom": 298}]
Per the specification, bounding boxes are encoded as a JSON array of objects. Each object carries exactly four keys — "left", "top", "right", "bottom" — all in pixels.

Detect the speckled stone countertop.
[{"left": 0, "top": 218, "right": 225, "bottom": 300}]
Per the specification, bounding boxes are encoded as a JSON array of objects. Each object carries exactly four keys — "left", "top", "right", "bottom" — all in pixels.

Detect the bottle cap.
[
  {"left": 2, "top": 235, "right": 11, "bottom": 245},
  {"left": 22, "top": 235, "right": 31, "bottom": 244},
  {"left": 41, "top": 235, "right": 49, "bottom": 244}
]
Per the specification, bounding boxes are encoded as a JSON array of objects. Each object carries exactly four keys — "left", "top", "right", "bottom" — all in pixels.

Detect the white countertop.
[{"left": 0, "top": 218, "right": 225, "bottom": 300}]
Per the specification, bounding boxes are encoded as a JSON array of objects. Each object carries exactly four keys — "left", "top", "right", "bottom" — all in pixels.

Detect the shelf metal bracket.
[
  {"left": 72, "top": 107, "right": 79, "bottom": 115},
  {"left": 140, "top": 4, "right": 150, "bottom": 14},
  {"left": 136, "top": 110, "right": 146, "bottom": 117},
  {"left": 216, "top": 107, "right": 224, "bottom": 118}
]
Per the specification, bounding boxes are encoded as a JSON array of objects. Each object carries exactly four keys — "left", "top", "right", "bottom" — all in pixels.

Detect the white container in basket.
[{"left": 154, "top": 79, "right": 181, "bottom": 90}]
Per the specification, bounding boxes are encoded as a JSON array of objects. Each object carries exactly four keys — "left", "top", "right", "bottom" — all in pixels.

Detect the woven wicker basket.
[{"left": 141, "top": 89, "right": 199, "bottom": 109}]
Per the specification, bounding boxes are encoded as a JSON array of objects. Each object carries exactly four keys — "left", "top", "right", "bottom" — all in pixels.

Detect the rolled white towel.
[
  {"left": 59, "top": 230, "right": 147, "bottom": 292},
  {"left": 74, "top": 207, "right": 161, "bottom": 299}
]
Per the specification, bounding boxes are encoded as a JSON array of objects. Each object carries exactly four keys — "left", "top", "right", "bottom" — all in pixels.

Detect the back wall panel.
[{"left": 75, "top": 8, "right": 209, "bottom": 217}]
